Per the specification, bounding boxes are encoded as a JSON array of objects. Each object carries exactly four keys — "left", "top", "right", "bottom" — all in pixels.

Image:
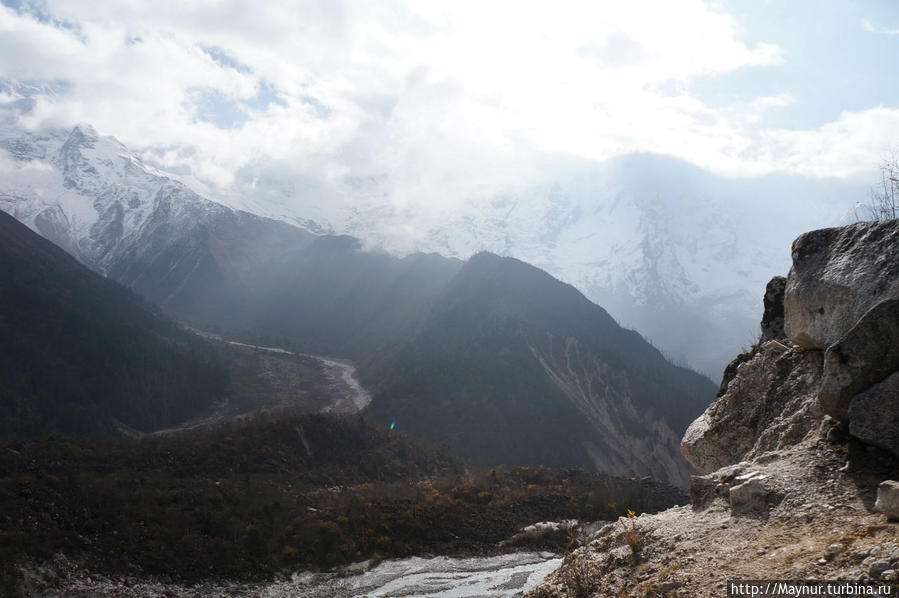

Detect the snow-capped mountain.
[
  {"left": 336, "top": 155, "right": 862, "bottom": 377},
  {"left": 0, "top": 123, "right": 862, "bottom": 378},
  {"left": 0, "top": 123, "right": 231, "bottom": 273},
  {"left": 0, "top": 123, "right": 315, "bottom": 327}
]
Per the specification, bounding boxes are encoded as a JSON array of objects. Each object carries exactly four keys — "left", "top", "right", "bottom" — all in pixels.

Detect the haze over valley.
[{"left": 1, "top": 1, "right": 898, "bottom": 596}]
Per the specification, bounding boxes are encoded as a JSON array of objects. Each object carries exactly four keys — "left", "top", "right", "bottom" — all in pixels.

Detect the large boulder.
[
  {"left": 784, "top": 220, "right": 899, "bottom": 350},
  {"left": 848, "top": 371, "right": 899, "bottom": 459},
  {"left": 818, "top": 298, "right": 899, "bottom": 421},
  {"left": 681, "top": 342, "right": 823, "bottom": 474}
]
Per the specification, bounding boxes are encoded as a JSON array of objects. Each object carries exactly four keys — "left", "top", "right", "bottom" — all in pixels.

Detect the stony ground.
[
  {"left": 528, "top": 418, "right": 899, "bottom": 598},
  {"left": 16, "top": 550, "right": 564, "bottom": 597}
]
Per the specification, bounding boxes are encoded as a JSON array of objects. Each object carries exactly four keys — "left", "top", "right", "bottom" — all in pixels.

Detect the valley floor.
[{"left": 150, "top": 331, "right": 372, "bottom": 436}]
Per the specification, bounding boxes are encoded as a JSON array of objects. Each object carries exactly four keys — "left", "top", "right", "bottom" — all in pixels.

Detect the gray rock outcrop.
[
  {"left": 784, "top": 220, "right": 899, "bottom": 350},
  {"left": 760, "top": 276, "right": 786, "bottom": 342},
  {"left": 681, "top": 342, "right": 822, "bottom": 474},
  {"left": 817, "top": 298, "right": 899, "bottom": 421},
  {"left": 530, "top": 218, "right": 899, "bottom": 598},
  {"left": 849, "top": 372, "right": 899, "bottom": 458},
  {"left": 777, "top": 219, "right": 899, "bottom": 458}
]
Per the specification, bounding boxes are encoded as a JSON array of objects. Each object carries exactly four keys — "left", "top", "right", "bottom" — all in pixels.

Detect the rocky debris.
[
  {"left": 849, "top": 373, "right": 899, "bottom": 459},
  {"left": 500, "top": 520, "right": 606, "bottom": 552},
  {"left": 869, "top": 559, "right": 892, "bottom": 578},
  {"left": 818, "top": 298, "right": 899, "bottom": 422},
  {"left": 784, "top": 219, "right": 899, "bottom": 350},
  {"left": 688, "top": 472, "right": 728, "bottom": 510},
  {"left": 690, "top": 464, "right": 783, "bottom": 516},
  {"left": 528, "top": 423, "right": 899, "bottom": 598},
  {"left": 760, "top": 276, "right": 787, "bottom": 342},
  {"left": 876, "top": 481, "right": 899, "bottom": 520},
  {"left": 681, "top": 342, "right": 823, "bottom": 474}
]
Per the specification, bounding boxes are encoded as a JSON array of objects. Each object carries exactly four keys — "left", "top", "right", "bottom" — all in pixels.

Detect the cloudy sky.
[{"left": 1, "top": 0, "right": 898, "bottom": 223}]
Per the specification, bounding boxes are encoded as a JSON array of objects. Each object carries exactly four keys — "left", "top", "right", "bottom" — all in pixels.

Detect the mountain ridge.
[
  {"left": 365, "top": 251, "right": 714, "bottom": 486},
  {"left": 0, "top": 124, "right": 716, "bottom": 486},
  {"left": 2, "top": 123, "right": 860, "bottom": 376}
]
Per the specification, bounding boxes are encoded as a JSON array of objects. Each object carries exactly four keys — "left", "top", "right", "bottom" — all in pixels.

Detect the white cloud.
[
  {"left": 0, "top": 0, "right": 896, "bottom": 226},
  {"left": 863, "top": 18, "right": 899, "bottom": 35},
  {"left": 759, "top": 107, "right": 899, "bottom": 178}
]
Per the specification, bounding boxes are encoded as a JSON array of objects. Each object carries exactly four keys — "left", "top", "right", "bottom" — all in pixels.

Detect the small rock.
[
  {"left": 882, "top": 570, "right": 899, "bottom": 582},
  {"left": 660, "top": 581, "right": 684, "bottom": 592},
  {"left": 817, "top": 558, "right": 828, "bottom": 565},
  {"left": 825, "top": 544, "right": 844, "bottom": 559},
  {"left": 730, "top": 477, "right": 770, "bottom": 515},
  {"left": 869, "top": 560, "right": 891, "bottom": 578},
  {"left": 875, "top": 481, "right": 899, "bottom": 520}
]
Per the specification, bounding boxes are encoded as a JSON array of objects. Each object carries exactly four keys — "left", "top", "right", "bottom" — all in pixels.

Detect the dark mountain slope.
[
  {"left": 365, "top": 253, "right": 716, "bottom": 486},
  {"left": 0, "top": 210, "right": 227, "bottom": 436},
  {"left": 248, "top": 235, "right": 463, "bottom": 358},
  {"left": 109, "top": 204, "right": 316, "bottom": 333}
]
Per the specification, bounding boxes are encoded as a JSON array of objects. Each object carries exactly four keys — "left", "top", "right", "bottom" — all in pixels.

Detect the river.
[
  {"left": 45, "top": 551, "right": 562, "bottom": 597},
  {"left": 281, "top": 552, "right": 562, "bottom": 597}
]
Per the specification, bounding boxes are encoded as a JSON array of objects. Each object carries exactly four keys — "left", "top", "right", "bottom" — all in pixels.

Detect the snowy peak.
[
  {"left": 339, "top": 153, "right": 860, "bottom": 376},
  {"left": 71, "top": 122, "right": 98, "bottom": 139},
  {"left": 0, "top": 123, "right": 863, "bottom": 379},
  {"left": 0, "top": 124, "right": 233, "bottom": 272}
]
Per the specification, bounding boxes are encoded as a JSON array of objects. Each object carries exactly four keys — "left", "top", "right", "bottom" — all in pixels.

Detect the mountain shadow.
[
  {"left": 0, "top": 209, "right": 228, "bottom": 436},
  {"left": 364, "top": 252, "right": 716, "bottom": 487}
]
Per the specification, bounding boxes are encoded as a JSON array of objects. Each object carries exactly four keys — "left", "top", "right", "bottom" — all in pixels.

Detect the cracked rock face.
[
  {"left": 849, "top": 372, "right": 899, "bottom": 459},
  {"left": 681, "top": 342, "right": 823, "bottom": 474},
  {"left": 784, "top": 220, "right": 899, "bottom": 350},
  {"left": 818, "top": 298, "right": 899, "bottom": 422}
]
